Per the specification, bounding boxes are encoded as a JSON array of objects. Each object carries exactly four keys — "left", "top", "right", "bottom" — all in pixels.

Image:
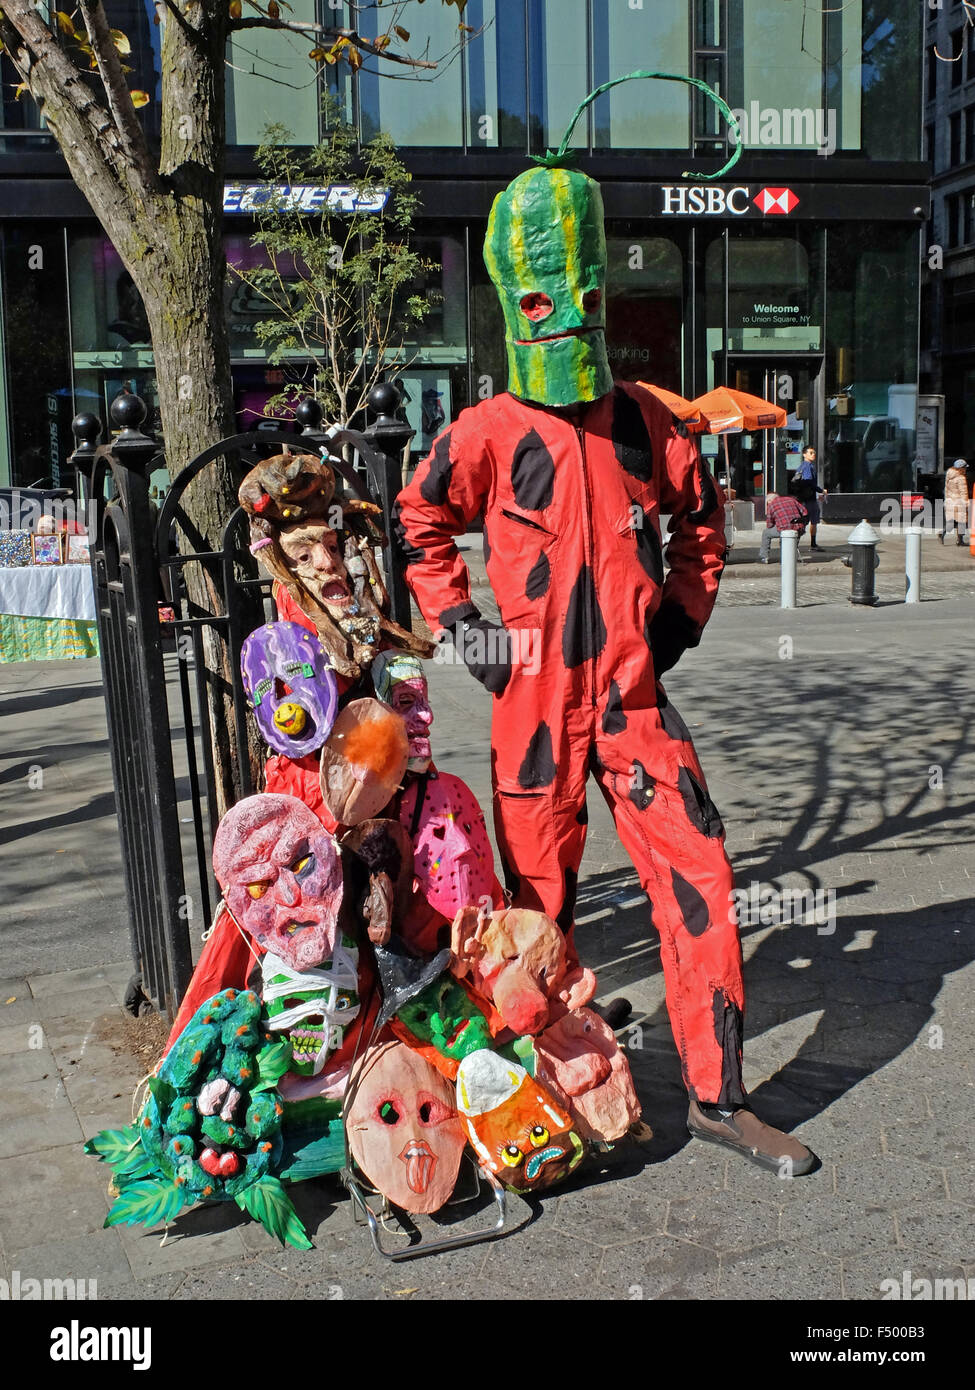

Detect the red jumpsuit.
[{"left": 394, "top": 383, "right": 746, "bottom": 1106}]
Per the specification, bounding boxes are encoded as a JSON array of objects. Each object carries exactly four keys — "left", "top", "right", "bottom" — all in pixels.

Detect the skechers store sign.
[
  {"left": 658, "top": 185, "right": 799, "bottom": 217},
  {"left": 223, "top": 184, "right": 391, "bottom": 214}
]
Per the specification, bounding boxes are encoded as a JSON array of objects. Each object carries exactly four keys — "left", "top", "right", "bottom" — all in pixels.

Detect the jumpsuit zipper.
[{"left": 575, "top": 423, "right": 598, "bottom": 710}]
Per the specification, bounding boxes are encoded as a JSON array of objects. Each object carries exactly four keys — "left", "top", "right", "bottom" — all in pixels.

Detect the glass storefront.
[
  {"left": 0, "top": 213, "right": 922, "bottom": 493},
  {"left": 1, "top": 228, "right": 73, "bottom": 488},
  {"left": 0, "top": 4, "right": 924, "bottom": 489}
]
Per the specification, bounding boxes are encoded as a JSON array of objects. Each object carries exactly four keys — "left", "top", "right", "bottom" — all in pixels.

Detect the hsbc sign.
[{"left": 658, "top": 185, "right": 800, "bottom": 217}]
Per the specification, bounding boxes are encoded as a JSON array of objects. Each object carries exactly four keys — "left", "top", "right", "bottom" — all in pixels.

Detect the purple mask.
[{"left": 241, "top": 621, "right": 338, "bottom": 757}]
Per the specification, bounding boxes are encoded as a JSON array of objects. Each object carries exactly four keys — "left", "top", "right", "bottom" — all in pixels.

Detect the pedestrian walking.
[
  {"left": 790, "top": 445, "right": 827, "bottom": 550},
  {"left": 759, "top": 492, "right": 809, "bottom": 562},
  {"left": 940, "top": 459, "right": 971, "bottom": 545}
]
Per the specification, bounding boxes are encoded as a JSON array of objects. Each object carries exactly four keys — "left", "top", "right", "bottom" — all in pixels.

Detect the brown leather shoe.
[{"left": 687, "top": 1099, "right": 816, "bottom": 1176}]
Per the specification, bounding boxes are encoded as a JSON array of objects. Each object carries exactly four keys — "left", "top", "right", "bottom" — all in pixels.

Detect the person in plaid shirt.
[{"left": 759, "top": 492, "right": 808, "bottom": 562}]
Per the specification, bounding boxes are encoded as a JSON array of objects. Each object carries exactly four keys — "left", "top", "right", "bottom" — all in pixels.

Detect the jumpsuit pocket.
[
  {"left": 494, "top": 507, "right": 559, "bottom": 630},
  {"left": 677, "top": 765, "right": 725, "bottom": 839}
]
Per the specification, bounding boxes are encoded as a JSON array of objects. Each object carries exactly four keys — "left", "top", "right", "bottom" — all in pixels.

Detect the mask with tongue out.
[
  {"left": 241, "top": 621, "right": 338, "bottom": 757},
  {"left": 346, "top": 1040, "right": 467, "bottom": 1214}
]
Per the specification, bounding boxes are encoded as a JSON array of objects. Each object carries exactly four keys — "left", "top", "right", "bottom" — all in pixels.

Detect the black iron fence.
[{"left": 73, "top": 388, "right": 415, "bottom": 1019}]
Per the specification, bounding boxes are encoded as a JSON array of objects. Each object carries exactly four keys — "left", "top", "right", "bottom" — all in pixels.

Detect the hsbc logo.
[
  {"left": 660, "top": 185, "right": 751, "bottom": 215},
  {"left": 658, "top": 185, "right": 800, "bottom": 217},
  {"left": 753, "top": 187, "right": 800, "bottom": 215}
]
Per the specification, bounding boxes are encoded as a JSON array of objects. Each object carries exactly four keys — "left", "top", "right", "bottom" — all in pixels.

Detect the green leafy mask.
[{"left": 484, "top": 167, "right": 612, "bottom": 408}]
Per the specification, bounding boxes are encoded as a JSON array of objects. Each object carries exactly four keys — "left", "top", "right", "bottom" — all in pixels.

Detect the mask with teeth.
[
  {"left": 260, "top": 946, "right": 360, "bottom": 1077},
  {"left": 241, "top": 621, "right": 338, "bottom": 757}
]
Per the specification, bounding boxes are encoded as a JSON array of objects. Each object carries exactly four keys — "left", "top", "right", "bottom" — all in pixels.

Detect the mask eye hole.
[
  {"left": 520, "top": 292, "right": 554, "bottom": 322},
  {"left": 501, "top": 1143, "right": 524, "bottom": 1167},
  {"left": 246, "top": 882, "right": 270, "bottom": 900},
  {"left": 582, "top": 288, "right": 602, "bottom": 314}
]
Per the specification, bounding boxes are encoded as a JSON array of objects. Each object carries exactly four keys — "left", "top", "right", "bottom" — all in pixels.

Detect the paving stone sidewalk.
[{"left": 0, "top": 584, "right": 973, "bottom": 1302}]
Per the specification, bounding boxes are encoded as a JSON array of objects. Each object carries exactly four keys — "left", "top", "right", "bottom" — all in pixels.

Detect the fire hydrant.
[{"left": 842, "top": 519, "right": 881, "bottom": 606}]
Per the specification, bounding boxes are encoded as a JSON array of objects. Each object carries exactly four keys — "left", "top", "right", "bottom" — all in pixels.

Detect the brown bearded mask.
[{"left": 240, "top": 453, "right": 432, "bottom": 678}]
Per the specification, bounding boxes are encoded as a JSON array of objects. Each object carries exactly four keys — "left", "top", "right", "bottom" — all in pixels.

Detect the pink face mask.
[
  {"left": 213, "top": 794, "right": 344, "bottom": 971},
  {"left": 399, "top": 773, "right": 495, "bottom": 919}
]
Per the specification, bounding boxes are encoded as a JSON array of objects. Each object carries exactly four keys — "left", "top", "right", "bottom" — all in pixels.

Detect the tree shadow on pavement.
[{"left": 569, "top": 641, "right": 975, "bottom": 1167}]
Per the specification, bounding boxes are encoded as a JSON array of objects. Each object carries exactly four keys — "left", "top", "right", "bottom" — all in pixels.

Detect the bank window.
[
  {"left": 605, "top": 234, "right": 684, "bottom": 390},
  {"left": 527, "top": 0, "right": 589, "bottom": 154},
  {"left": 860, "top": 1, "right": 921, "bottom": 160},
  {"left": 725, "top": 233, "right": 820, "bottom": 355},
  {"left": 226, "top": 0, "right": 322, "bottom": 145},
  {"left": 951, "top": 112, "right": 962, "bottom": 167},
  {"left": 965, "top": 190, "right": 975, "bottom": 246},
  {"left": 358, "top": 2, "right": 464, "bottom": 146},
  {"left": 825, "top": 0, "right": 862, "bottom": 152},
  {"left": 590, "top": 1, "right": 690, "bottom": 151},
  {"left": 965, "top": 107, "right": 975, "bottom": 162},
  {"left": 464, "top": 1, "right": 529, "bottom": 149},
  {"left": 727, "top": 0, "right": 824, "bottom": 149}
]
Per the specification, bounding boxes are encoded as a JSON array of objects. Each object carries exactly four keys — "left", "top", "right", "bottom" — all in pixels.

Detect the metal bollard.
[
  {"left": 842, "top": 520, "right": 881, "bottom": 606},
  {"left": 905, "top": 526, "right": 923, "bottom": 604},
  {"left": 780, "top": 528, "right": 798, "bottom": 608}
]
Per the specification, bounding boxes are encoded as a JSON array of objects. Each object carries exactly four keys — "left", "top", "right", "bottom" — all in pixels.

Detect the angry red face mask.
[{"left": 213, "top": 794, "right": 344, "bottom": 971}]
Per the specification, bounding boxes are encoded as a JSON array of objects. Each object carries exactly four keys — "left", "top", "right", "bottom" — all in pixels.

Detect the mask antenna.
[{"left": 532, "top": 69, "right": 742, "bottom": 181}]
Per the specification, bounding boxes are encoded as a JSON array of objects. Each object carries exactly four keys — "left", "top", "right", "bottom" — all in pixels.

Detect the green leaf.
[
  {"left": 114, "top": 1144, "right": 158, "bottom": 1180},
  {"left": 109, "top": 29, "right": 132, "bottom": 55},
  {"left": 105, "top": 1179, "right": 188, "bottom": 1229},
  {"left": 146, "top": 1074, "right": 176, "bottom": 1119},
  {"left": 130, "top": 90, "right": 150, "bottom": 109},
  {"left": 235, "top": 1176, "right": 312, "bottom": 1249},
  {"left": 84, "top": 1125, "right": 141, "bottom": 1165},
  {"left": 250, "top": 1039, "right": 290, "bottom": 1093}
]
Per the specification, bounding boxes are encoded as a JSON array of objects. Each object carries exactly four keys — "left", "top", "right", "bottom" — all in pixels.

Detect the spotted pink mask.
[{"left": 399, "top": 773, "right": 495, "bottom": 919}]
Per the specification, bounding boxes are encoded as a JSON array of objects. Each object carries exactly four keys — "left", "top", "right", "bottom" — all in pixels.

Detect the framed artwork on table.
[
  {"left": 31, "top": 533, "right": 65, "bottom": 565},
  {"left": 66, "top": 534, "right": 91, "bottom": 564}
]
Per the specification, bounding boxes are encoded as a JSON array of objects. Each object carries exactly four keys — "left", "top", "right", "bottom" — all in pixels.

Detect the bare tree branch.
[{"left": 227, "top": 18, "right": 438, "bottom": 68}]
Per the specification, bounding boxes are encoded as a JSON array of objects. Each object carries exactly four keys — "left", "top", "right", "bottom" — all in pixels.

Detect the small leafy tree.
[{"left": 230, "top": 96, "right": 439, "bottom": 426}]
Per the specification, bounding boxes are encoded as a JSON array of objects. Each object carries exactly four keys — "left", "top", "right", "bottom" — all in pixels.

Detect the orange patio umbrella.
[
  {"left": 689, "top": 385, "right": 786, "bottom": 432},
  {"left": 688, "top": 385, "right": 787, "bottom": 487},
  {"left": 638, "top": 382, "right": 706, "bottom": 432}
]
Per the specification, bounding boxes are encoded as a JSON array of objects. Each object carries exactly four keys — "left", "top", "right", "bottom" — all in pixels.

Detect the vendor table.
[{"left": 0, "top": 564, "right": 99, "bottom": 662}]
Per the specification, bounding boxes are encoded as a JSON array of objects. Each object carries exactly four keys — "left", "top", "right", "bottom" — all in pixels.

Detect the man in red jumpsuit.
[{"left": 394, "top": 162, "right": 814, "bottom": 1174}]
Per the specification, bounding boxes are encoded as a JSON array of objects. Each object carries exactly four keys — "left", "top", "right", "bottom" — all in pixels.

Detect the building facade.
[
  {"left": 0, "top": 1, "right": 925, "bottom": 505},
  {"left": 922, "top": 1, "right": 975, "bottom": 460}
]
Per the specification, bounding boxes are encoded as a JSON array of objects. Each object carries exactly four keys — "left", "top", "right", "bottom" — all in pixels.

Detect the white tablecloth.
[{"left": 0, "top": 565, "right": 96, "bottom": 621}]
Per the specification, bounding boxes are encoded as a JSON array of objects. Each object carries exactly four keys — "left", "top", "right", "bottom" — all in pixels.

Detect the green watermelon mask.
[
  {"left": 484, "top": 166, "right": 612, "bottom": 408},
  {"left": 483, "top": 68, "right": 742, "bottom": 408}
]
